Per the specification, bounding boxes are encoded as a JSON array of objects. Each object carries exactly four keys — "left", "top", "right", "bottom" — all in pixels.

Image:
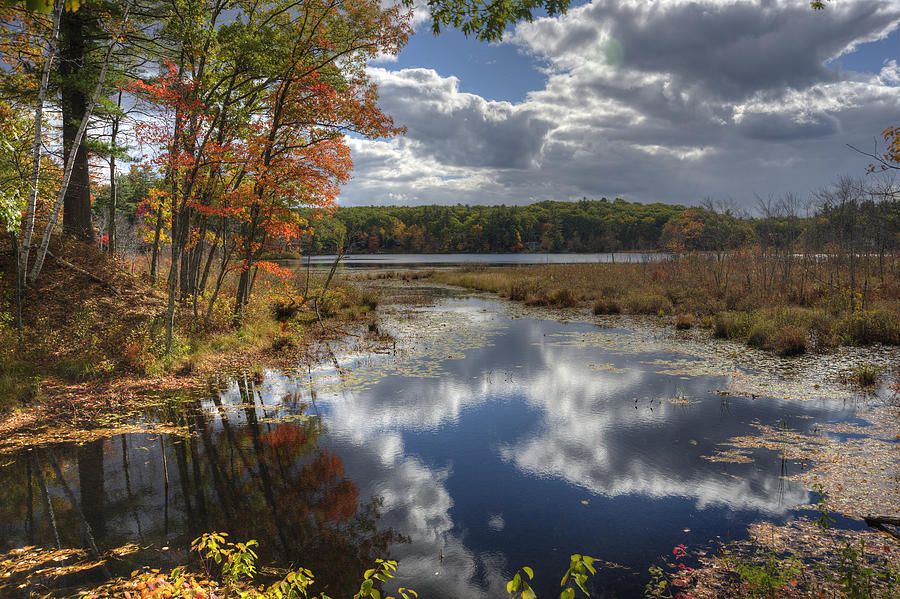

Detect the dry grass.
[
  {"left": 430, "top": 256, "right": 900, "bottom": 353},
  {"left": 0, "top": 238, "right": 380, "bottom": 416}
]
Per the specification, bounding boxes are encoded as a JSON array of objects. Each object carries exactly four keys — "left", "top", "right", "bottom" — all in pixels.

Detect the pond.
[
  {"left": 295, "top": 252, "right": 667, "bottom": 267},
  {"left": 0, "top": 292, "right": 881, "bottom": 598}
]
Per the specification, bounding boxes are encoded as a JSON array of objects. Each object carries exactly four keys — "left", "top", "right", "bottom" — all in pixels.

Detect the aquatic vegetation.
[
  {"left": 674, "top": 314, "right": 694, "bottom": 330},
  {"left": 848, "top": 362, "right": 883, "bottom": 387},
  {"left": 592, "top": 298, "right": 621, "bottom": 315},
  {"left": 625, "top": 292, "right": 673, "bottom": 315},
  {"left": 430, "top": 258, "right": 900, "bottom": 355}
]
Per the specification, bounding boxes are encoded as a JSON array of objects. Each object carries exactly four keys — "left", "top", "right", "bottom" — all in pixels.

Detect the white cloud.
[{"left": 342, "top": 0, "right": 900, "bottom": 207}]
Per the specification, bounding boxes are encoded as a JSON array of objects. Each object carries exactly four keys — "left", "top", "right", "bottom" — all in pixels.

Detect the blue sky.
[
  {"left": 390, "top": 29, "right": 547, "bottom": 103},
  {"left": 341, "top": 0, "right": 900, "bottom": 209}
]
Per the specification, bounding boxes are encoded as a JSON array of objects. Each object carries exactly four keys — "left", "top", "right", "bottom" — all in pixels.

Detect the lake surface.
[
  {"left": 0, "top": 294, "right": 870, "bottom": 597},
  {"left": 297, "top": 252, "right": 666, "bottom": 266}
]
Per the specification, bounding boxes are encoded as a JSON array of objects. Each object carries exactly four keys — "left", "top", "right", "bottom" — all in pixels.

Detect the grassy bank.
[
  {"left": 0, "top": 239, "right": 381, "bottom": 417},
  {"left": 429, "top": 256, "right": 900, "bottom": 356}
]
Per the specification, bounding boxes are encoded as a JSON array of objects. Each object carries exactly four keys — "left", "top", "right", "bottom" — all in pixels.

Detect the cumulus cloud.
[{"left": 343, "top": 0, "right": 900, "bottom": 207}]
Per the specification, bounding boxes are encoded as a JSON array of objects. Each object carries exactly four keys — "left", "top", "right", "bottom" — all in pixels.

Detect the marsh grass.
[
  {"left": 848, "top": 363, "right": 883, "bottom": 387},
  {"left": 430, "top": 257, "right": 900, "bottom": 354}
]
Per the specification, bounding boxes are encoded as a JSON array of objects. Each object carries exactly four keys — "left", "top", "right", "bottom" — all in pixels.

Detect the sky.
[{"left": 337, "top": 0, "right": 900, "bottom": 210}]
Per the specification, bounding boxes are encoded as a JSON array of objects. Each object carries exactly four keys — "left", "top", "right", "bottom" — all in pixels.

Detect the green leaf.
[
  {"left": 560, "top": 588, "right": 574, "bottom": 599},
  {"left": 523, "top": 567, "right": 534, "bottom": 579}
]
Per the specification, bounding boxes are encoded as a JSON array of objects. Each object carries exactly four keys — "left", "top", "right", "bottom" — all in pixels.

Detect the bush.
[
  {"left": 625, "top": 293, "right": 673, "bottom": 315},
  {"left": 524, "top": 293, "right": 550, "bottom": 307},
  {"left": 549, "top": 288, "right": 578, "bottom": 307},
  {"left": 270, "top": 336, "right": 295, "bottom": 352},
  {"left": 713, "top": 312, "right": 754, "bottom": 339},
  {"left": 593, "top": 299, "right": 621, "bottom": 315},
  {"left": 674, "top": 313, "right": 694, "bottom": 330},
  {"left": 507, "top": 282, "right": 529, "bottom": 301},
  {"left": 747, "top": 320, "right": 777, "bottom": 350},
  {"left": 357, "top": 287, "right": 379, "bottom": 311},
  {"left": 841, "top": 308, "right": 900, "bottom": 345},
  {"left": 774, "top": 325, "right": 806, "bottom": 356},
  {"left": 848, "top": 362, "right": 882, "bottom": 387}
]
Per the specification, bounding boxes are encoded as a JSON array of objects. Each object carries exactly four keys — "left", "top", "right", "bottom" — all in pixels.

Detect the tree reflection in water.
[{"left": 0, "top": 376, "right": 403, "bottom": 598}]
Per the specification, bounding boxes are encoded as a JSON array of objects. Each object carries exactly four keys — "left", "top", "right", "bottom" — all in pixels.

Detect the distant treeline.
[
  {"left": 295, "top": 189, "right": 900, "bottom": 255},
  {"left": 301, "top": 199, "right": 685, "bottom": 253}
]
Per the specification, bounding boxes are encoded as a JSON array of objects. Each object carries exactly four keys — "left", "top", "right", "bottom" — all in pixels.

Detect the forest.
[{"left": 293, "top": 190, "right": 900, "bottom": 255}]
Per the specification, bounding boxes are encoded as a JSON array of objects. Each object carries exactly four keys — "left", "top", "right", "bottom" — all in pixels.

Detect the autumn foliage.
[{"left": 121, "top": 0, "right": 410, "bottom": 347}]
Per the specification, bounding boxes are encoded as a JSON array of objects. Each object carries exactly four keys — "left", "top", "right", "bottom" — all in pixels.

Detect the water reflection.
[
  {"left": 1, "top": 383, "right": 400, "bottom": 597},
  {"left": 0, "top": 297, "right": 861, "bottom": 598}
]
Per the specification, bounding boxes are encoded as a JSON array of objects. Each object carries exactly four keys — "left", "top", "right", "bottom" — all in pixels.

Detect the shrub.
[
  {"left": 524, "top": 293, "right": 550, "bottom": 307},
  {"left": 549, "top": 288, "right": 578, "bottom": 307},
  {"left": 625, "top": 293, "right": 673, "bottom": 315},
  {"left": 774, "top": 325, "right": 806, "bottom": 356},
  {"left": 849, "top": 362, "right": 882, "bottom": 387},
  {"left": 357, "top": 287, "right": 379, "bottom": 311},
  {"left": 270, "top": 336, "right": 295, "bottom": 352},
  {"left": 841, "top": 308, "right": 900, "bottom": 345},
  {"left": 674, "top": 313, "right": 694, "bottom": 330},
  {"left": 507, "top": 282, "right": 529, "bottom": 301},
  {"left": 713, "top": 312, "right": 754, "bottom": 339},
  {"left": 593, "top": 299, "right": 621, "bottom": 315},
  {"left": 747, "top": 320, "right": 777, "bottom": 350}
]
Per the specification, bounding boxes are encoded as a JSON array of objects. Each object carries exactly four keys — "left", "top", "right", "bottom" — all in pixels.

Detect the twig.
[{"left": 864, "top": 515, "right": 900, "bottom": 541}]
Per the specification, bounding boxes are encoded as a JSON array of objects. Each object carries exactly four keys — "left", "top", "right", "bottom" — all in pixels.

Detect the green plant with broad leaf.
[
  {"left": 559, "top": 554, "right": 597, "bottom": 599},
  {"left": 506, "top": 554, "right": 598, "bottom": 599},
  {"left": 355, "top": 558, "right": 417, "bottom": 599},
  {"left": 507, "top": 566, "right": 537, "bottom": 599}
]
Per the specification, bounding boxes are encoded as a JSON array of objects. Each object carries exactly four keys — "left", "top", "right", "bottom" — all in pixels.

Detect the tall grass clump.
[
  {"left": 713, "top": 312, "right": 755, "bottom": 340},
  {"left": 841, "top": 307, "right": 900, "bottom": 345},
  {"left": 674, "top": 313, "right": 695, "bottom": 330},
  {"left": 624, "top": 292, "right": 672, "bottom": 315},
  {"left": 849, "top": 362, "right": 882, "bottom": 387},
  {"left": 593, "top": 298, "right": 621, "bottom": 315}
]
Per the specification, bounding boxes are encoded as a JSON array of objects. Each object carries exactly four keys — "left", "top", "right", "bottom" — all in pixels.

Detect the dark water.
[
  {"left": 0, "top": 297, "right": 861, "bottom": 598},
  {"left": 297, "top": 252, "right": 666, "bottom": 266}
]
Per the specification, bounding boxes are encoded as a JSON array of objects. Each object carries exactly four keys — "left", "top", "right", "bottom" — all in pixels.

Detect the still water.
[
  {"left": 298, "top": 252, "right": 665, "bottom": 266},
  {"left": 0, "top": 296, "right": 862, "bottom": 597}
]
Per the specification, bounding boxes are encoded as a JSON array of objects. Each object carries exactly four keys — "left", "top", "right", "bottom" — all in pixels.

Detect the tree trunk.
[
  {"left": 28, "top": 0, "right": 133, "bottom": 284},
  {"left": 150, "top": 202, "right": 163, "bottom": 280},
  {"left": 9, "top": 233, "right": 22, "bottom": 333},
  {"left": 59, "top": 7, "right": 95, "bottom": 243},
  {"left": 21, "top": 0, "right": 63, "bottom": 279},
  {"left": 108, "top": 92, "right": 122, "bottom": 254}
]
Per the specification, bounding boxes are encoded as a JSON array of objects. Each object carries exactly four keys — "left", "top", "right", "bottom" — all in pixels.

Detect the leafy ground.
[{"left": 0, "top": 240, "right": 384, "bottom": 452}]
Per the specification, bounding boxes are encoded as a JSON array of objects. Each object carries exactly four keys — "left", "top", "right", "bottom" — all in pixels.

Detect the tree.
[
  {"left": 5, "top": 0, "right": 571, "bottom": 42},
  {"left": 125, "top": 0, "right": 411, "bottom": 348}
]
